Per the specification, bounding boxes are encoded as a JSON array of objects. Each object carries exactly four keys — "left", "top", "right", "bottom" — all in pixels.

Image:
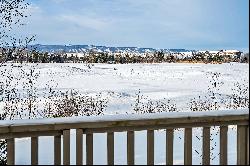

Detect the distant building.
[
  {"left": 222, "top": 50, "right": 242, "bottom": 58},
  {"left": 198, "top": 50, "right": 242, "bottom": 58},
  {"left": 240, "top": 53, "right": 249, "bottom": 63}
]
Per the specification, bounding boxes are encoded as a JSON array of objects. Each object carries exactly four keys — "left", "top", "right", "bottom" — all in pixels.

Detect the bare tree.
[
  {"left": 0, "top": 0, "right": 33, "bottom": 163},
  {"left": 0, "top": 0, "right": 35, "bottom": 64}
]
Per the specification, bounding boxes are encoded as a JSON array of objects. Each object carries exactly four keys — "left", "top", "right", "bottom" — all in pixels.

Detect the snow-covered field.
[
  {"left": 2, "top": 62, "right": 248, "bottom": 114},
  {"left": 1, "top": 62, "right": 249, "bottom": 165},
  {"left": 40, "top": 62, "right": 248, "bottom": 113}
]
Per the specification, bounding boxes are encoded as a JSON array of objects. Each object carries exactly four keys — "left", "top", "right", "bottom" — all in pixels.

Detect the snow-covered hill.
[{"left": 29, "top": 44, "right": 195, "bottom": 54}]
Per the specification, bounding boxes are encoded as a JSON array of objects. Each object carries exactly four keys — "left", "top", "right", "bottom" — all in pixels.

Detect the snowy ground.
[
  {"left": 40, "top": 62, "right": 249, "bottom": 113},
  {"left": 2, "top": 62, "right": 248, "bottom": 114},
  {"left": 0, "top": 62, "right": 249, "bottom": 165}
]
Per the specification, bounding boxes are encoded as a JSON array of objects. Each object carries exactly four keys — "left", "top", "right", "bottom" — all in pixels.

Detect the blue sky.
[{"left": 20, "top": 0, "right": 249, "bottom": 51}]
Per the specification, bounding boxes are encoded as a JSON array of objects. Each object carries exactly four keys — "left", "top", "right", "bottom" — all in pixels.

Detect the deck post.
[
  {"left": 31, "top": 137, "right": 38, "bottom": 165},
  {"left": 166, "top": 129, "right": 174, "bottom": 165},
  {"left": 63, "top": 130, "right": 70, "bottom": 165},
  {"left": 86, "top": 133, "right": 93, "bottom": 165},
  {"left": 147, "top": 130, "right": 154, "bottom": 165},
  {"left": 202, "top": 127, "right": 210, "bottom": 165},
  {"left": 127, "top": 131, "right": 135, "bottom": 165},
  {"left": 220, "top": 126, "right": 228, "bottom": 165},
  {"left": 184, "top": 128, "right": 192, "bottom": 165},
  {"left": 237, "top": 125, "right": 248, "bottom": 165},
  {"left": 54, "top": 135, "right": 61, "bottom": 165},
  {"left": 76, "top": 129, "right": 83, "bottom": 165},
  {"left": 7, "top": 138, "right": 15, "bottom": 165},
  {"left": 107, "top": 132, "right": 114, "bottom": 165}
]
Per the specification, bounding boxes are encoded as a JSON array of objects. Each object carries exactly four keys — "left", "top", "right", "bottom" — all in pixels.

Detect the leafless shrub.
[
  {"left": 227, "top": 81, "right": 249, "bottom": 109},
  {"left": 0, "top": 64, "right": 109, "bottom": 164},
  {"left": 189, "top": 72, "right": 249, "bottom": 163},
  {"left": 43, "top": 90, "right": 108, "bottom": 118},
  {"left": 133, "top": 90, "right": 177, "bottom": 114},
  {"left": 0, "top": 64, "right": 41, "bottom": 120}
]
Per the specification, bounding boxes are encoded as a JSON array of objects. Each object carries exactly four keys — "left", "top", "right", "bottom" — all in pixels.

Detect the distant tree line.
[{"left": 0, "top": 48, "right": 249, "bottom": 64}]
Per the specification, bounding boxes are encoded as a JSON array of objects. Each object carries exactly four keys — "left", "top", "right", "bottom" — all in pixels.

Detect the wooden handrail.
[
  {"left": 0, "top": 109, "right": 249, "bottom": 165},
  {"left": 0, "top": 109, "right": 248, "bottom": 135}
]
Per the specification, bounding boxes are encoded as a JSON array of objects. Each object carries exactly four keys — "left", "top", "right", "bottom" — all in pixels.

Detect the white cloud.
[
  {"left": 21, "top": 0, "right": 248, "bottom": 49},
  {"left": 58, "top": 14, "right": 110, "bottom": 31},
  {"left": 27, "top": 4, "right": 42, "bottom": 14},
  {"left": 50, "top": 0, "right": 68, "bottom": 3}
]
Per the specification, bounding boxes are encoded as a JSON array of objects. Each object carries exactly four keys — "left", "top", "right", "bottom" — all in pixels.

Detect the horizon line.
[{"left": 30, "top": 43, "right": 248, "bottom": 52}]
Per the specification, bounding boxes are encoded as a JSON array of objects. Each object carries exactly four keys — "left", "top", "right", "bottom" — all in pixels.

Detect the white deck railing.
[{"left": 0, "top": 109, "right": 249, "bottom": 165}]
